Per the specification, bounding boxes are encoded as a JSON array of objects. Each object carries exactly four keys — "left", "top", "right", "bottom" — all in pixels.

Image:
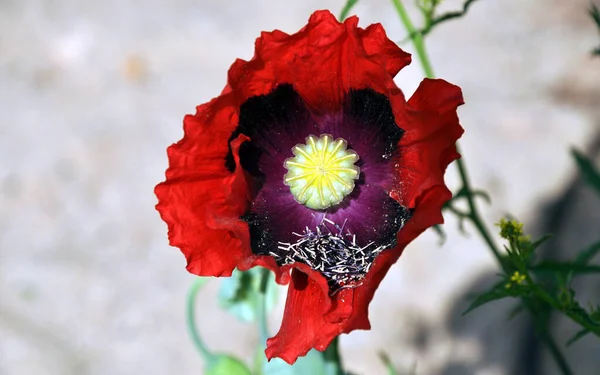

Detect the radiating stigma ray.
[{"left": 283, "top": 134, "right": 360, "bottom": 210}]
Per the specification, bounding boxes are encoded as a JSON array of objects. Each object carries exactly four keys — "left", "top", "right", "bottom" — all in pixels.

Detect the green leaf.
[
  {"left": 558, "top": 286, "right": 575, "bottom": 307},
  {"left": 530, "top": 234, "right": 552, "bottom": 252},
  {"left": 339, "top": 0, "right": 359, "bottom": 21},
  {"left": 566, "top": 328, "right": 590, "bottom": 346},
  {"left": 529, "top": 262, "right": 600, "bottom": 275},
  {"left": 575, "top": 240, "right": 600, "bottom": 265},
  {"left": 263, "top": 350, "right": 327, "bottom": 375},
  {"left": 516, "top": 234, "right": 551, "bottom": 266},
  {"left": 462, "top": 280, "right": 513, "bottom": 316},
  {"left": 591, "top": 305, "right": 600, "bottom": 321},
  {"left": 559, "top": 290, "right": 598, "bottom": 328},
  {"left": 218, "top": 268, "right": 279, "bottom": 322},
  {"left": 565, "top": 300, "right": 598, "bottom": 328},
  {"left": 206, "top": 355, "right": 252, "bottom": 375},
  {"left": 571, "top": 148, "right": 600, "bottom": 196},
  {"left": 543, "top": 240, "right": 600, "bottom": 287},
  {"left": 504, "top": 246, "right": 523, "bottom": 267}
]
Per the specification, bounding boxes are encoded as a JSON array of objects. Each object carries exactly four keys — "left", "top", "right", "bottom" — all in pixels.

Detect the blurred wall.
[{"left": 1, "top": 0, "right": 599, "bottom": 374}]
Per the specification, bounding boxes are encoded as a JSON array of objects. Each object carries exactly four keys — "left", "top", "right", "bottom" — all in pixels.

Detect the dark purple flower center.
[{"left": 227, "top": 84, "right": 412, "bottom": 294}]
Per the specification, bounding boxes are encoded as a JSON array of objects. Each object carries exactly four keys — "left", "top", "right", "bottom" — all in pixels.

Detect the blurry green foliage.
[
  {"left": 463, "top": 219, "right": 600, "bottom": 344},
  {"left": 206, "top": 355, "right": 253, "bottom": 375},
  {"left": 261, "top": 351, "right": 327, "bottom": 375},
  {"left": 339, "top": 0, "right": 359, "bottom": 21},
  {"left": 219, "top": 268, "right": 279, "bottom": 322}
]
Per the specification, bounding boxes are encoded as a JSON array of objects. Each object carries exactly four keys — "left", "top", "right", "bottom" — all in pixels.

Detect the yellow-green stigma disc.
[{"left": 283, "top": 134, "right": 360, "bottom": 210}]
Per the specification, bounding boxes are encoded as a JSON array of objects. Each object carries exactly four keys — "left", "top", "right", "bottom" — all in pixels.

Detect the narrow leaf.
[
  {"left": 530, "top": 234, "right": 552, "bottom": 252},
  {"left": 462, "top": 281, "right": 512, "bottom": 316},
  {"left": 530, "top": 262, "right": 600, "bottom": 275},
  {"left": 564, "top": 299, "right": 597, "bottom": 327},
  {"left": 575, "top": 240, "right": 600, "bottom": 265},
  {"left": 567, "top": 328, "right": 591, "bottom": 346}
]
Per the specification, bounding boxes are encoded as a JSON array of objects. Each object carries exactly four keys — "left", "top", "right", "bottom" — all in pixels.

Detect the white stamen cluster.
[{"left": 269, "top": 216, "right": 387, "bottom": 295}]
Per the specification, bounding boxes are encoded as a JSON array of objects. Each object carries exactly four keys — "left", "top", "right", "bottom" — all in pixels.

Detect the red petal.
[
  {"left": 157, "top": 10, "right": 463, "bottom": 363},
  {"left": 157, "top": 10, "right": 412, "bottom": 282},
  {"left": 357, "top": 22, "right": 412, "bottom": 78},
  {"left": 226, "top": 10, "right": 411, "bottom": 112},
  {"left": 340, "top": 79, "right": 464, "bottom": 332},
  {"left": 392, "top": 78, "right": 464, "bottom": 207},
  {"left": 155, "top": 104, "right": 253, "bottom": 276},
  {"left": 342, "top": 185, "right": 453, "bottom": 331},
  {"left": 265, "top": 266, "right": 354, "bottom": 364},
  {"left": 264, "top": 78, "right": 463, "bottom": 362}
]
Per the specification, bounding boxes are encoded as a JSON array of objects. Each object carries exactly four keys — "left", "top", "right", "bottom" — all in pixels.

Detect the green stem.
[
  {"left": 455, "top": 151, "right": 506, "bottom": 268},
  {"left": 525, "top": 273, "right": 600, "bottom": 337},
  {"left": 542, "top": 332, "right": 574, "bottom": 375},
  {"left": 392, "top": 1, "right": 574, "bottom": 373},
  {"left": 186, "top": 277, "right": 217, "bottom": 365},
  {"left": 392, "top": 0, "right": 505, "bottom": 268},
  {"left": 339, "top": 0, "right": 359, "bottom": 21},
  {"left": 524, "top": 297, "right": 574, "bottom": 375},
  {"left": 390, "top": 0, "right": 435, "bottom": 78},
  {"left": 323, "top": 337, "right": 344, "bottom": 375}
]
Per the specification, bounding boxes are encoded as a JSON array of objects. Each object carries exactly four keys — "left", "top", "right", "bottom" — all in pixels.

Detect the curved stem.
[
  {"left": 390, "top": 0, "right": 435, "bottom": 78},
  {"left": 542, "top": 332, "right": 574, "bottom": 375},
  {"left": 186, "top": 277, "right": 217, "bottom": 365},
  {"left": 524, "top": 298, "right": 574, "bottom": 375},
  {"left": 392, "top": 1, "right": 573, "bottom": 373},
  {"left": 455, "top": 153, "right": 506, "bottom": 268},
  {"left": 391, "top": 0, "right": 504, "bottom": 267}
]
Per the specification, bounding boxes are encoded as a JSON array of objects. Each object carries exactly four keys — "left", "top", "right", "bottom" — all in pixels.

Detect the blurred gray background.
[{"left": 1, "top": 0, "right": 599, "bottom": 374}]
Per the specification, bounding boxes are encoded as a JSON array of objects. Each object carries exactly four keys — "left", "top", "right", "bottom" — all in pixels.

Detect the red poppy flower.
[{"left": 155, "top": 10, "right": 463, "bottom": 364}]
